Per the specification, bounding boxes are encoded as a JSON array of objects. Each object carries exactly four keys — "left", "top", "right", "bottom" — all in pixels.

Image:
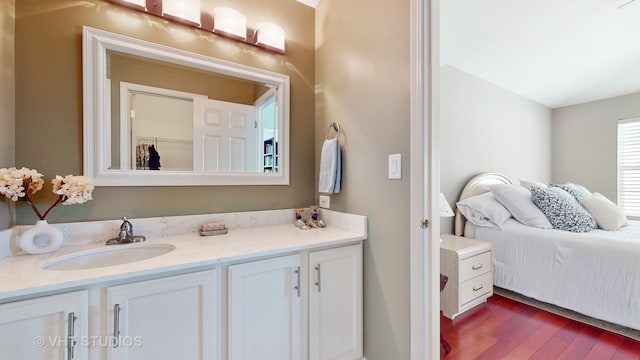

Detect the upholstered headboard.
[{"left": 454, "top": 173, "right": 513, "bottom": 236}]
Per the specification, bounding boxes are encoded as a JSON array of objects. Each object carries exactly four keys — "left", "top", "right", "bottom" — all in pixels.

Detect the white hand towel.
[{"left": 318, "top": 137, "right": 341, "bottom": 194}]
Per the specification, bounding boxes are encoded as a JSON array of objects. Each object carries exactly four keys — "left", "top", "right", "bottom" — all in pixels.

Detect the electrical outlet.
[{"left": 319, "top": 195, "right": 330, "bottom": 208}]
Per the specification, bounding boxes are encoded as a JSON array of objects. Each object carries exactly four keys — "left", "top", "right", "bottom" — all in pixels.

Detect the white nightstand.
[{"left": 440, "top": 234, "right": 493, "bottom": 319}]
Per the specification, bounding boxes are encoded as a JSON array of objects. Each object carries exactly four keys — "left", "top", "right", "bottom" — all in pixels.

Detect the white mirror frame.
[{"left": 82, "top": 26, "right": 290, "bottom": 186}]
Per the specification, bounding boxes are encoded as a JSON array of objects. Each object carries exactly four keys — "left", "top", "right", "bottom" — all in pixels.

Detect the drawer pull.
[
  {"left": 473, "top": 284, "right": 484, "bottom": 292},
  {"left": 472, "top": 263, "right": 483, "bottom": 270}
]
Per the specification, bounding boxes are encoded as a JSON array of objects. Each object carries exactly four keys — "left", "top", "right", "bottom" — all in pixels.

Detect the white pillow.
[
  {"left": 519, "top": 179, "right": 547, "bottom": 191},
  {"left": 578, "top": 193, "right": 628, "bottom": 231},
  {"left": 456, "top": 192, "right": 512, "bottom": 229},
  {"left": 490, "top": 184, "right": 552, "bottom": 229}
]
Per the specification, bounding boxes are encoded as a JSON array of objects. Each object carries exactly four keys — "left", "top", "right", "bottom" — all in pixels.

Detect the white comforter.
[{"left": 466, "top": 219, "right": 640, "bottom": 330}]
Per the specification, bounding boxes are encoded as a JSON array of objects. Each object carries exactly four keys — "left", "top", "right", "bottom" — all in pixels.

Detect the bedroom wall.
[
  {"left": 0, "top": 0, "right": 15, "bottom": 229},
  {"left": 552, "top": 92, "right": 640, "bottom": 201},
  {"left": 440, "top": 66, "right": 552, "bottom": 233},
  {"left": 315, "top": 0, "right": 411, "bottom": 358}
]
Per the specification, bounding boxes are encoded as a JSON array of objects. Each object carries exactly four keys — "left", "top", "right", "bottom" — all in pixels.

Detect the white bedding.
[{"left": 466, "top": 218, "right": 640, "bottom": 330}]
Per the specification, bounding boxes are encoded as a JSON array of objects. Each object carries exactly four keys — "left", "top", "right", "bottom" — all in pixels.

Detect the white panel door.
[
  {"left": 107, "top": 270, "right": 218, "bottom": 360},
  {"left": 228, "top": 254, "right": 302, "bottom": 360},
  {"left": 0, "top": 290, "right": 88, "bottom": 360},
  {"left": 309, "top": 244, "right": 363, "bottom": 360},
  {"left": 193, "top": 98, "right": 256, "bottom": 172}
]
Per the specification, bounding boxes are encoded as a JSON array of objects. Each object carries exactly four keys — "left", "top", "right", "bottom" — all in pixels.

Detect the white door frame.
[
  {"left": 410, "top": 0, "right": 440, "bottom": 359},
  {"left": 119, "top": 82, "right": 206, "bottom": 170}
]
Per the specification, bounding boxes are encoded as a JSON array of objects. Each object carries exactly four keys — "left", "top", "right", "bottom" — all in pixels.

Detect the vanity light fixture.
[
  {"left": 106, "top": 0, "right": 286, "bottom": 54},
  {"left": 255, "top": 22, "right": 286, "bottom": 53},
  {"left": 213, "top": 7, "right": 247, "bottom": 40},
  {"left": 122, "top": 0, "right": 146, "bottom": 10},
  {"left": 162, "top": 0, "right": 202, "bottom": 26}
]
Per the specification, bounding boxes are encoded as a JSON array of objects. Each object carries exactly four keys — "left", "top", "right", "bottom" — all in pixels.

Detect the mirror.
[{"left": 83, "top": 26, "right": 290, "bottom": 186}]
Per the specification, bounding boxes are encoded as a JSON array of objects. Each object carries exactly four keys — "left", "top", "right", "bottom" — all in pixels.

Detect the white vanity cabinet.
[
  {"left": 227, "top": 254, "right": 302, "bottom": 360},
  {"left": 309, "top": 244, "right": 363, "bottom": 360},
  {"left": 227, "top": 243, "right": 363, "bottom": 360},
  {"left": 0, "top": 290, "right": 89, "bottom": 360},
  {"left": 106, "top": 269, "right": 219, "bottom": 360}
]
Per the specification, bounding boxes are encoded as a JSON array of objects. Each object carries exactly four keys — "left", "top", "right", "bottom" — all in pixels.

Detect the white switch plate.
[
  {"left": 389, "top": 154, "right": 402, "bottom": 179},
  {"left": 319, "top": 195, "right": 330, "bottom": 208}
]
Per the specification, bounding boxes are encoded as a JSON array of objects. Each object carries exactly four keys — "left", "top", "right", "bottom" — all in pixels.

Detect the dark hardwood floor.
[{"left": 441, "top": 294, "right": 640, "bottom": 359}]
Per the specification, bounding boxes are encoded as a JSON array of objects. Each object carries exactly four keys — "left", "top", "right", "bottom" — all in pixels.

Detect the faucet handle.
[{"left": 120, "top": 217, "right": 133, "bottom": 233}]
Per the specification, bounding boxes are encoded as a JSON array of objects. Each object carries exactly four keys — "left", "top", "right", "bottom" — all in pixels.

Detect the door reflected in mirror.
[{"left": 108, "top": 50, "right": 279, "bottom": 174}]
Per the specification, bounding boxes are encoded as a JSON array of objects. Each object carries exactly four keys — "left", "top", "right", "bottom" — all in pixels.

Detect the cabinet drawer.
[
  {"left": 460, "top": 272, "right": 492, "bottom": 305},
  {"left": 460, "top": 251, "right": 491, "bottom": 282}
]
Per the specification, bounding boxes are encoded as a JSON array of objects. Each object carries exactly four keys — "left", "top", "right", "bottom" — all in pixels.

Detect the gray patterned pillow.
[
  {"left": 550, "top": 182, "right": 592, "bottom": 199},
  {"left": 531, "top": 186, "right": 597, "bottom": 232}
]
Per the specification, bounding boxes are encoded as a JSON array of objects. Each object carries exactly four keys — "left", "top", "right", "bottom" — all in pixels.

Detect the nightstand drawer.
[
  {"left": 460, "top": 272, "right": 492, "bottom": 305},
  {"left": 460, "top": 251, "right": 491, "bottom": 282}
]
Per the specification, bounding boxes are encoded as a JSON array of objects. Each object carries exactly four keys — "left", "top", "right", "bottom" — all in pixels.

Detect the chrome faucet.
[{"left": 106, "top": 217, "right": 146, "bottom": 245}]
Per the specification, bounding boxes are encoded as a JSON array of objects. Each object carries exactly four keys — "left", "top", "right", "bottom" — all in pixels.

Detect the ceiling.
[{"left": 441, "top": 0, "right": 640, "bottom": 109}]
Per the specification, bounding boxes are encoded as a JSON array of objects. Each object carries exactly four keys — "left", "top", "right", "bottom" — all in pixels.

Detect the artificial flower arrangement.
[{"left": 0, "top": 167, "right": 94, "bottom": 220}]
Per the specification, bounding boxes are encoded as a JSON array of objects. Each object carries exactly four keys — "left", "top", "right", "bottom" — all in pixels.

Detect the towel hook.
[{"left": 326, "top": 122, "right": 341, "bottom": 140}]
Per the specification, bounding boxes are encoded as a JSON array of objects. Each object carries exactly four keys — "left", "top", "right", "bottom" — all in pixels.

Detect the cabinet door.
[
  {"left": 309, "top": 244, "right": 363, "bottom": 360},
  {"left": 228, "top": 254, "right": 302, "bottom": 360},
  {"left": 0, "top": 290, "right": 88, "bottom": 360},
  {"left": 107, "top": 270, "right": 218, "bottom": 360}
]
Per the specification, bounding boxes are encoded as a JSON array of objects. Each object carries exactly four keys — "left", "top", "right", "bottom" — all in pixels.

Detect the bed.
[{"left": 454, "top": 173, "right": 640, "bottom": 331}]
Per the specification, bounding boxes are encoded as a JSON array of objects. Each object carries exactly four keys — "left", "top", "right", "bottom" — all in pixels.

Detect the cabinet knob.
[{"left": 421, "top": 219, "right": 429, "bottom": 229}]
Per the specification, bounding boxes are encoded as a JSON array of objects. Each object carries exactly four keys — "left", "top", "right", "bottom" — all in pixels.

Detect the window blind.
[{"left": 617, "top": 118, "right": 640, "bottom": 217}]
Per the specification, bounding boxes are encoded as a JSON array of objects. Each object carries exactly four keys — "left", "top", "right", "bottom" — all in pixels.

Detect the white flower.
[
  {"left": 0, "top": 167, "right": 44, "bottom": 201},
  {"left": 52, "top": 175, "right": 94, "bottom": 205},
  {"left": 0, "top": 168, "right": 93, "bottom": 219}
]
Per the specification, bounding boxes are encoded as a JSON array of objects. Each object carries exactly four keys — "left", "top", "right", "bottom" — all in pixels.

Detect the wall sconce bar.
[{"left": 107, "top": 0, "right": 286, "bottom": 54}]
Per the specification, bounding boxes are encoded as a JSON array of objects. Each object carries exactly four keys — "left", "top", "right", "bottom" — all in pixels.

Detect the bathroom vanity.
[{"left": 0, "top": 209, "right": 366, "bottom": 360}]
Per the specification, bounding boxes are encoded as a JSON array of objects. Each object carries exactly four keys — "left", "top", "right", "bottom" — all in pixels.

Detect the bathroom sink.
[{"left": 42, "top": 243, "right": 176, "bottom": 271}]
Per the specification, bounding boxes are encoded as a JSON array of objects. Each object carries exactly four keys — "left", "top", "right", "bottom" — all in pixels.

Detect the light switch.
[{"left": 389, "top": 154, "right": 401, "bottom": 179}]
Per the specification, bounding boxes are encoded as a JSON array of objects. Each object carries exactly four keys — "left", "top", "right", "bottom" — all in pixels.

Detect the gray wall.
[
  {"left": 552, "top": 92, "right": 640, "bottom": 200},
  {"left": 14, "top": 0, "right": 315, "bottom": 224},
  {"left": 315, "top": 0, "right": 410, "bottom": 358},
  {"left": 0, "top": 0, "right": 15, "bottom": 229},
  {"left": 440, "top": 66, "right": 552, "bottom": 233}
]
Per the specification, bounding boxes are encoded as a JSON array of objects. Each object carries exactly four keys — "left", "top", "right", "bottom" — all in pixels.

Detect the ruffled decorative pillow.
[{"left": 456, "top": 192, "right": 512, "bottom": 229}]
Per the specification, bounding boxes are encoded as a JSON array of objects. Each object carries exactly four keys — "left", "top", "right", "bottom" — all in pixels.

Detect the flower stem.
[
  {"left": 24, "top": 194, "right": 45, "bottom": 220},
  {"left": 41, "top": 196, "right": 64, "bottom": 220}
]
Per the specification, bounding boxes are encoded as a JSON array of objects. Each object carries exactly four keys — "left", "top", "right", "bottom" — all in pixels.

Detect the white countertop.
[{"left": 0, "top": 210, "right": 367, "bottom": 302}]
